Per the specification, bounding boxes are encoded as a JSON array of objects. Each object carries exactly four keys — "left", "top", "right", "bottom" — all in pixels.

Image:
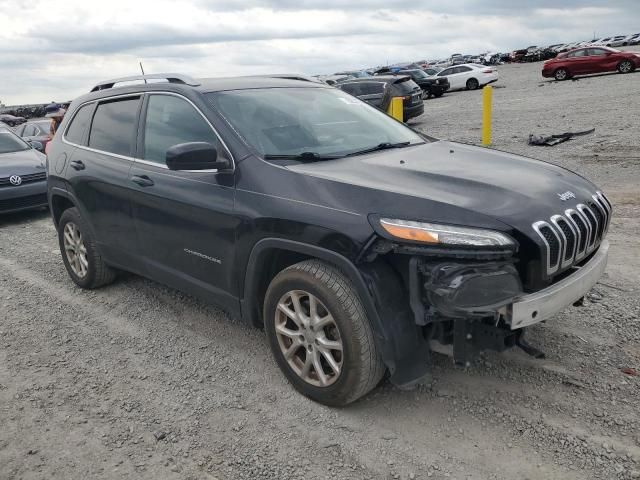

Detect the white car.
[
  {"left": 624, "top": 33, "right": 640, "bottom": 45},
  {"left": 435, "top": 64, "right": 498, "bottom": 91},
  {"left": 607, "top": 35, "right": 629, "bottom": 47}
]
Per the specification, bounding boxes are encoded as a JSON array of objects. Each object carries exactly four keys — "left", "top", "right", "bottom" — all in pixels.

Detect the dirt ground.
[{"left": 1, "top": 53, "right": 639, "bottom": 480}]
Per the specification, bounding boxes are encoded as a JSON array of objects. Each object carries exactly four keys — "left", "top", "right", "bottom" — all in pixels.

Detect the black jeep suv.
[{"left": 47, "top": 73, "right": 611, "bottom": 406}]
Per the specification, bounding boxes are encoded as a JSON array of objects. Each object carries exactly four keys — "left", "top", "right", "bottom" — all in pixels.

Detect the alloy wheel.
[
  {"left": 620, "top": 61, "right": 632, "bottom": 73},
  {"left": 63, "top": 222, "right": 89, "bottom": 278},
  {"left": 555, "top": 69, "right": 567, "bottom": 80},
  {"left": 274, "top": 290, "right": 343, "bottom": 387}
]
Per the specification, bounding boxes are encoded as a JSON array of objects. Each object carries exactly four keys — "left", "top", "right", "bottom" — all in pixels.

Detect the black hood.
[
  {"left": 287, "top": 140, "right": 599, "bottom": 232},
  {"left": 0, "top": 149, "right": 46, "bottom": 177}
]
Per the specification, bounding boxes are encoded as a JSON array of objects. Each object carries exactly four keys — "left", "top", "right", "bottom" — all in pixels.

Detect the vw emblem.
[{"left": 9, "top": 175, "right": 22, "bottom": 186}]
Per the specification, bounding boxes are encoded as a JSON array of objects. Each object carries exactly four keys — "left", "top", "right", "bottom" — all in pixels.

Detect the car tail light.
[{"left": 45, "top": 140, "right": 51, "bottom": 156}]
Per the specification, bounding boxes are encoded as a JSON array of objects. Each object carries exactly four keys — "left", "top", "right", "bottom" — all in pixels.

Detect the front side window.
[
  {"left": 89, "top": 98, "right": 140, "bottom": 156},
  {"left": 437, "top": 68, "right": 453, "bottom": 76},
  {"left": 143, "top": 95, "right": 220, "bottom": 165},
  {"left": 65, "top": 103, "right": 94, "bottom": 145},
  {"left": 207, "top": 87, "right": 424, "bottom": 158}
]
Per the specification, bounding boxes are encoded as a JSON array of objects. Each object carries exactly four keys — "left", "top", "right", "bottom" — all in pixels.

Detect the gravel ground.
[{"left": 1, "top": 53, "right": 639, "bottom": 480}]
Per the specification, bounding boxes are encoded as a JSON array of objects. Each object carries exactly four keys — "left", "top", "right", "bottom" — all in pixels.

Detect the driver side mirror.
[
  {"left": 28, "top": 140, "right": 44, "bottom": 152},
  {"left": 166, "top": 142, "right": 231, "bottom": 171}
]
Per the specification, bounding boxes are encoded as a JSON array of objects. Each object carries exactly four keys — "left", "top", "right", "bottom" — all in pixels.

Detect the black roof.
[
  {"left": 339, "top": 75, "right": 410, "bottom": 84},
  {"left": 72, "top": 74, "right": 330, "bottom": 109}
]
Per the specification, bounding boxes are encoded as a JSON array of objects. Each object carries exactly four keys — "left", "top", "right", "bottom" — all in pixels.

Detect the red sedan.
[{"left": 542, "top": 46, "right": 640, "bottom": 80}]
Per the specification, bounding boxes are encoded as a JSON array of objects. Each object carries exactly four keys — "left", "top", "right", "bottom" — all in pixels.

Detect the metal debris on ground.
[{"left": 528, "top": 128, "right": 595, "bottom": 146}]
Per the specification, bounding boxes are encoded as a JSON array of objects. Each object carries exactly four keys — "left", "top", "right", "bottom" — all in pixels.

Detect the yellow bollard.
[
  {"left": 481, "top": 85, "right": 493, "bottom": 146},
  {"left": 386, "top": 97, "right": 404, "bottom": 122}
]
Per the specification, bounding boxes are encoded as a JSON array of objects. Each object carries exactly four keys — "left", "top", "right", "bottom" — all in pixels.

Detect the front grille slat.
[
  {"left": 0, "top": 172, "right": 47, "bottom": 187},
  {"left": 533, "top": 194, "right": 612, "bottom": 277}
]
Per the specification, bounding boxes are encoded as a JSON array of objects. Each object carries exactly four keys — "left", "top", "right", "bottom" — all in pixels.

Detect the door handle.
[
  {"left": 131, "top": 175, "right": 154, "bottom": 187},
  {"left": 70, "top": 160, "right": 85, "bottom": 170}
]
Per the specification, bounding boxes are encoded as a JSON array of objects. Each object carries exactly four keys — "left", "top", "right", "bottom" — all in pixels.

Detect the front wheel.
[
  {"left": 617, "top": 60, "right": 634, "bottom": 73},
  {"left": 264, "top": 260, "right": 385, "bottom": 406}
]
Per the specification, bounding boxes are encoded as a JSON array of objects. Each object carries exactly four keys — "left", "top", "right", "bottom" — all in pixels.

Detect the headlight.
[{"left": 379, "top": 218, "right": 514, "bottom": 247}]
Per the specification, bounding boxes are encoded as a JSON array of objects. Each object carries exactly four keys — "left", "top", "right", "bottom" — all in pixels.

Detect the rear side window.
[
  {"left": 143, "top": 94, "right": 220, "bottom": 165},
  {"left": 339, "top": 83, "right": 361, "bottom": 96},
  {"left": 359, "top": 83, "right": 384, "bottom": 95},
  {"left": 88, "top": 97, "right": 140, "bottom": 156},
  {"left": 393, "top": 79, "right": 418, "bottom": 94},
  {"left": 65, "top": 104, "right": 94, "bottom": 145}
]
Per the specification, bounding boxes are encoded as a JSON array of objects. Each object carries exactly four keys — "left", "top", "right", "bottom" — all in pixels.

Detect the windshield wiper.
[
  {"left": 263, "top": 152, "right": 343, "bottom": 161},
  {"left": 344, "top": 141, "right": 420, "bottom": 157}
]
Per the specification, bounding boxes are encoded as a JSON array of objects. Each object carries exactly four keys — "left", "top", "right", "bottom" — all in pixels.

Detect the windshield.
[
  {"left": 0, "top": 131, "right": 31, "bottom": 154},
  {"left": 207, "top": 87, "right": 424, "bottom": 158}
]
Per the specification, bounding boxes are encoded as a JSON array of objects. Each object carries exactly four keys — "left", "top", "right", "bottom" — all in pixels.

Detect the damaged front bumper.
[
  {"left": 407, "top": 241, "right": 608, "bottom": 364},
  {"left": 509, "top": 240, "right": 608, "bottom": 329}
]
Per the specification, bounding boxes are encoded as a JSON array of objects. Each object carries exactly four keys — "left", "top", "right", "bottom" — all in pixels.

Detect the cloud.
[{"left": 0, "top": 0, "right": 638, "bottom": 105}]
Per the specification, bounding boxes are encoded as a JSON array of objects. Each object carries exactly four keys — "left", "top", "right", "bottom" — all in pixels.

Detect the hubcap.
[
  {"left": 63, "top": 222, "right": 89, "bottom": 278},
  {"left": 274, "top": 290, "right": 343, "bottom": 387},
  {"left": 556, "top": 70, "right": 566, "bottom": 80},
  {"left": 621, "top": 62, "right": 631, "bottom": 72}
]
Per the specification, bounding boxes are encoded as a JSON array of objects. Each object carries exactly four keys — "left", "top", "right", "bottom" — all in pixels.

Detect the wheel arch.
[
  {"left": 49, "top": 188, "right": 76, "bottom": 228},
  {"left": 241, "top": 239, "right": 381, "bottom": 330},
  {"left": 241, "top": 238, "right": 432, "bottom": 387}
]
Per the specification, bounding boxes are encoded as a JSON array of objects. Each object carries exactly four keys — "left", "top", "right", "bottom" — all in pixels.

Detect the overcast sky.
[{"left": 1, "top": 0, "right": 638, "bottom": 105}]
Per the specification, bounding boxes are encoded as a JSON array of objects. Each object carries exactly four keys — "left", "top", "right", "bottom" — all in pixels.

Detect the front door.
[{"left": 128, "top": 93, "right": 239, "bottom": 312}]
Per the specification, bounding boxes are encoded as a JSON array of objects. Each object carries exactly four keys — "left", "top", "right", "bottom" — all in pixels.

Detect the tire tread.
[{"left": 280, "top": 260, "right": 385, "bottom": 404}]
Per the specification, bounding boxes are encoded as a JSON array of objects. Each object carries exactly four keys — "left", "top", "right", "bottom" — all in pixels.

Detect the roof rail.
[{"left": 90, "top": 73, "right": 201, "bottom": 92}]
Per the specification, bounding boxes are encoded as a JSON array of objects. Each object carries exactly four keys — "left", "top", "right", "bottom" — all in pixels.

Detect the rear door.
[
  {"left": 128, "top": 92, "right": 238, "bottom": 312},
  {"left": 63, "top": 96, "right": 141, "bottom": 268}
]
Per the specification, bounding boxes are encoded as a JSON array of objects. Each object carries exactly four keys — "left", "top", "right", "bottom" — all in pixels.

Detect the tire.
[
  {"left": 554, "top": 68, "right": 569, "bottom": 81},
  {"left": 617, "top": 60, "right": 634, "bottom": 74},
  {"left": 434, "top": 91, "right": 444, "bottom": 98},
  {"left": 264, "top": 260, "right": 385, "bottom": 406},
  {"left": 466, "top": 78, "right": 479, "bottom": 90},
  {"left": 58, "top": 207, "right": 116, "bottom": 289}
]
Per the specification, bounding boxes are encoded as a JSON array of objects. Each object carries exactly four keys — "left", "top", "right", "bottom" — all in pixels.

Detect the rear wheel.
[
  {"left": 554, "top": 68, "right": 569, "bottom": 81},
  {"left": 264, "top": 260, "right": 385, "bottom": 406},
  {"left": 617, "top": 60, "right": 634, "bottom": 73},
  {"left": 466, "top": 78, "right": 479, "bottom": 90},
  {"left": 58, "top": 207, "right": 116, "bottom": 289}
]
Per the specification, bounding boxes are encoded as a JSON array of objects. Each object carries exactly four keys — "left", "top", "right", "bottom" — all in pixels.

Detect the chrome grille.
[{"left": 533, "top": 191, "right": 611, "bottom": 275}]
